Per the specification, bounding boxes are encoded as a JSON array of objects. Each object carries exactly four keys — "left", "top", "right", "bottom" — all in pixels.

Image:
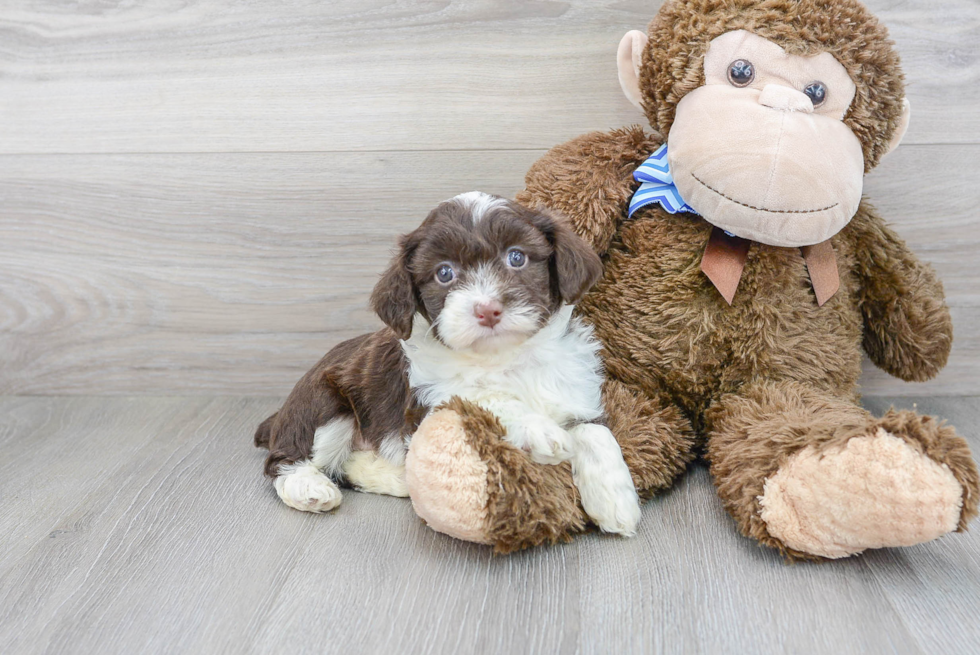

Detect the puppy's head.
[{"left": 370, "top": 192, "right": 601, "bottom": 350}]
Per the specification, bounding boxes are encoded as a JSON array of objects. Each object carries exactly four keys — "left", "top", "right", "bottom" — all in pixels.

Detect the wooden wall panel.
[
  {"left": 1, "top": 144, "right": 976, "bottom": 395},
  {"left": 0, "top": 150, "right": 541, "bottom": 394},
  {"left": 0, "top": 0, "right": 977, "bottom": 395},
  {"left": 0, "top": 0, "right": 977, "bottom": 154}
]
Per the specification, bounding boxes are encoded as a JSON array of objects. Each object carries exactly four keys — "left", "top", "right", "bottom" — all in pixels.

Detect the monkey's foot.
[
  {"left": 759, "top": 428, "right": 965, "bottom": 558},
  {"left": 405, "top": 398, "right": 588, "bottom": 552}
]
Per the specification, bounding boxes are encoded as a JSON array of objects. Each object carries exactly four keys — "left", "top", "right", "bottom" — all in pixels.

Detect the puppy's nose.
[{"left": 474, "top": 301, "right": 503, "bottom": 328}]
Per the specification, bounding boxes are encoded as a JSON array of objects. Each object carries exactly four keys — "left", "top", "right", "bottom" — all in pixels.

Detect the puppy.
[{"left": 254, "top": 192, "right": 641, "bottom": 535}]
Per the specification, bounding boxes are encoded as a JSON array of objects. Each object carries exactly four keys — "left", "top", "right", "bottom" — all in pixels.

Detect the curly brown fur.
[
  {"left": 414, "top": 1, "right": 976, "bottom": 558},
  {"left": 578, "top": 181, "right": 863, "bottom": 422},
  {"left": 602, "top": 379, "right": 697, "bottom": 499},
  {"left": 517, "top": 126, "right": 662, "bottom": 255},
  {"left": 849, "top": 207, "right": 953, "bottom": 381},
  {"left": 641, "top": 0, "right": 905, "bottom": 171},
  {"left": 524, "top": 127, "right": 953, "bottom": 417}
]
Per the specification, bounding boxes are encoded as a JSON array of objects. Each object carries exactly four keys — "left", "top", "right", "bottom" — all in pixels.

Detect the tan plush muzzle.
[
  {"left": 668, "top": 83, "right": 865, "bottom": 247},
  {"left": 662, "top": 29, "right": 866, "bottom": 248}
]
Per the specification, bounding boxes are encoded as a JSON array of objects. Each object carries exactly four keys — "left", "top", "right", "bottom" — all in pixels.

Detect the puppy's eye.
[
  {"left": 506, "top": 249, "right": 527, "bottom": 269},
  {"left": 728, "top": 59, "right": 754, "bottom": 87},
  {"left": 803, "top": 81, "right": 827, "bottom": 107},
  {"left": 435, "top": 264, "right": 455, "bottom": 284}
]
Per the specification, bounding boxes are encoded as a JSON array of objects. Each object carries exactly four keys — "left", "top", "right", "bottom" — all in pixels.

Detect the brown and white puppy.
[{"left": 254, "top": 192, "right": 641, "bottom": 535}]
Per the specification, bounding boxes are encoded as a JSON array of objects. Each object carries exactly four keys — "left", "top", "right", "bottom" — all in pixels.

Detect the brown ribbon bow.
[{"left": 700, "top": 227, "right": 839, "bottom": 306}]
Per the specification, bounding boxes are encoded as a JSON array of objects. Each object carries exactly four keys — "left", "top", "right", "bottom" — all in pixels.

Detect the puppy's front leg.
[
  {"left": 479, "top": 399, "right": 573, "bottom": 465},
  {"left": 512, "top": 414, "right": 576, "bottom": 465},
  {"left": 567, "top": 423, "right": 641, "bottom": 536}
]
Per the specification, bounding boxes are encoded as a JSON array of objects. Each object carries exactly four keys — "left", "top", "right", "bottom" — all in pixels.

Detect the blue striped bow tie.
[{"left": 629, "top": 144, "right": 697, "bottom": 218}]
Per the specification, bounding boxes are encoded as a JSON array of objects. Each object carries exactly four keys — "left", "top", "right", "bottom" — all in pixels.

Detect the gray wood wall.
[{"left": 1, "top": 0, "right": 977, "bottom": 396}]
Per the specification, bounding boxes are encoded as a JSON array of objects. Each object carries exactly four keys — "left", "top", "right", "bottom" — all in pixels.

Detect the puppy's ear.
[
  {"left": 370, "top": 232, "right": 421, "bottom": 340},
  {"left": 552, "top": 215, "right": 603, "bottom": 303},
  {"left": 525, "top": 206, "right": 603, "bottom": 304}
]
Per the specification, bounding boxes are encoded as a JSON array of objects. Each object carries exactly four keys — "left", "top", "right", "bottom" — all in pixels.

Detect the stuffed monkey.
[{"left": 404, "top": 0, "right": 979, "bottom": 560}]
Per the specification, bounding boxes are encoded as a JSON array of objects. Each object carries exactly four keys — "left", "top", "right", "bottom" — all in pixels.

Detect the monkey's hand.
[
  {"left": 517, "top": 126, "right": 662, "bottom": 255},
  {"left": 850, "top": 203, "right": 953, "bottom": 382}
]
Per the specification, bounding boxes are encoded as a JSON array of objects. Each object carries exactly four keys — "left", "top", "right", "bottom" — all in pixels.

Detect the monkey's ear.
[
  {"left": 883, "top": 98, "right": 911, "bottom": 159},
  {"left": 370, "top": 234, "right": 420, "bottom": 340},
  {"left": 617, "top": 30, "right": 648, "bottom": 111}
]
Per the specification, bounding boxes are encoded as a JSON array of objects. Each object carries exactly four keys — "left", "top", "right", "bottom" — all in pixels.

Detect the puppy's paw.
[
  {"left": 509, "top": 416, "right": 574, "bottom": 465},
  {"left": 579, "top": 473, "right": 641, "bottom": 537},
  {"left": 568, "top": 423, "right": 641, "bottom": 536},
  {"left": 274, "top": 463, "right": 343, "bottom": 513}
]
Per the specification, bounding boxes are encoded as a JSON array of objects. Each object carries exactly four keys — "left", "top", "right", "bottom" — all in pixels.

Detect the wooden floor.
[{"left": 0, "top": 394, "right": 977, "bottom": 654}]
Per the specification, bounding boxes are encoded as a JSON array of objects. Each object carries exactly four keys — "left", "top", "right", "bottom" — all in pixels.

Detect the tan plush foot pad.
[
  {"left": 405, "top": 408, "right": 493, "bottom": 544},
  {"left": 760, "top": 428, "right": 963, "bottom": 558}
]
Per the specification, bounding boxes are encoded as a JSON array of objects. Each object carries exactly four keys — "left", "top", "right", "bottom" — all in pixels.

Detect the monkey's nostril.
[{"left": 758, "top": 83, "right": 814, "bottom": 113}]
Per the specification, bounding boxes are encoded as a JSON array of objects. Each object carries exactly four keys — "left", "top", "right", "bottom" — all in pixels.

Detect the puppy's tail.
[{"left": 254, "top": 412, "right": 278, "bottom": 449}]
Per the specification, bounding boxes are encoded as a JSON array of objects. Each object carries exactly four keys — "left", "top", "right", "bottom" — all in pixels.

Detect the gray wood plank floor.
[{"left": 1, "top": 395, "right": 978, "bottom": 655}]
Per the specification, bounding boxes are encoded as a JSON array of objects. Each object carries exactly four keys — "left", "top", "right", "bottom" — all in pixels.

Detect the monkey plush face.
[
  {"left": 668, "top": 30, "right": 864, "bottom": 247},
  {"left": 617, "top": 0, "right": 912, "bottom": 248}
]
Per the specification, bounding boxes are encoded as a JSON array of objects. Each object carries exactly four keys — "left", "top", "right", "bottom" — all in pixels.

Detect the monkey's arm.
[
  {"left": 517, "top": 126, "right": 662, "bottom": 255},
  {"left": 847, "top": 203, "right": 952, "bottom": 382}
]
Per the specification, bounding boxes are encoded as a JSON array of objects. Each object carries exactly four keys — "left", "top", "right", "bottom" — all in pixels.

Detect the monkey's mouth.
[{"left": 690, "top": 173, "right": 838, "bottom": 214}]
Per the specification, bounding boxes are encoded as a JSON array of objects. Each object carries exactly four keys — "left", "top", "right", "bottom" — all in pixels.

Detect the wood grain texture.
[
  {"left": 0, "top": 149, "right": 541, "bottom": 394},
  {"left": 0, "top": 395, "right": 978, "bottom": 654},
  {"left": 2, "top": 144, "right": 977, "bottom": 395},
  {"left": 1, "top": 0, "right": 978, "bottom": 395},
  {"left": 0, "top": 0, "right": 977, "bottom": 155}
]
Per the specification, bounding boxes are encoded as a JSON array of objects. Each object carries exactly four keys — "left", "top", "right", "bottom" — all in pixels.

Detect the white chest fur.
[{"left": 401, "top": 305, "right": 605, "bottom": 426}]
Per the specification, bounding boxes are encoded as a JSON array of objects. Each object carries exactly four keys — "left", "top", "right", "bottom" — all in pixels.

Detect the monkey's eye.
[
  {"left": 803, "top": 82, "right": 828, "bottom": 107},
  {"left": 435, "top": 264, "right": 455, "bottom": 284},
  {"left": 506, "top": 248, "right": 527, "bottom": 269},
  {"left": 728, "top": 59, "right": 755, "bottom": 87}
]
